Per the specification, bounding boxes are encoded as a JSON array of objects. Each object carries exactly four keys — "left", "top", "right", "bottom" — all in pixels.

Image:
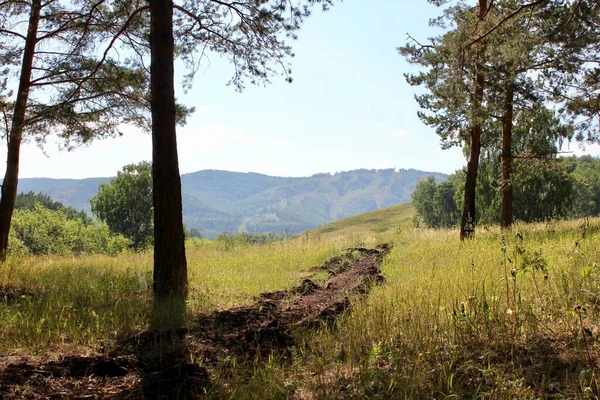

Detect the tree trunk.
[
  {"left": 149, "top": 0, "right": 188, "bottom": 306},
  {"left": 461, "top": 125, "right": 482, "bottom": 240},
  {"left": 500, "top": 80, "right": 514, "bottom": 228},
  {"left": 460, "top": 0, "right": 487, "bottom": 241},
  {"left": 0, "top": 0, "right": 41, "bottom": 257}
]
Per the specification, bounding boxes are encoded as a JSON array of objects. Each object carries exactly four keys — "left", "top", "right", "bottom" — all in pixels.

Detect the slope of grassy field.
[
  {"left": 1, "top": 207, "right": 600, "bottom": 398},
  {"left": 310, "top": 201, "right": 415, "bottom": 239}
]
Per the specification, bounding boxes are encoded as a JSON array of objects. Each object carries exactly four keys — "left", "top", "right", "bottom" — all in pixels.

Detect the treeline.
[
  {"left": 413, "top": 156, "right": 600, "bottom": 228},
  {"left": 401, "top": 0, "right": 599, "bottom": 239}
]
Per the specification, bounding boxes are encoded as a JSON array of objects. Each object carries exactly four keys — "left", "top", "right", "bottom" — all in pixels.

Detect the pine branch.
[
  {"left": 469, "top": 0, "right": 548, "bottom": 46},
  {"left": 62, "top": 4, "right": 149, "bottom": 103}
]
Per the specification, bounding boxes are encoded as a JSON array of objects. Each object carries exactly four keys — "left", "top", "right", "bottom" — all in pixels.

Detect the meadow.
[{"left": 1, "top": 202, "right": 599, "bottom": 398}]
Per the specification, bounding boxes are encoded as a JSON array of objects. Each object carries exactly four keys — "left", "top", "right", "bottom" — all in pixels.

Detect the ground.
[{"left": 0, "top": 245, "right": 390, "bottom": 399}]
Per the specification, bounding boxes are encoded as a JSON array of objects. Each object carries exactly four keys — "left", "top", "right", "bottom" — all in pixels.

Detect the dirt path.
[{"left": 0, "top": 244, "right": 391, "bottom": 399}]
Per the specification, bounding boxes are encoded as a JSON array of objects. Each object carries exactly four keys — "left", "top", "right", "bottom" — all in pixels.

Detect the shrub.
[{"left": 9, "top": 204, "right": 130, "bottom": 256}]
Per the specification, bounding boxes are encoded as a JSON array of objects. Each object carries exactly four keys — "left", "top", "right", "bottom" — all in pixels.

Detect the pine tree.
[
  {"left": 0, "top": 0, "right": 148, "bottom": 257},
  {"left": 400, "top": 0, "right": 493, "bottom": 240}
]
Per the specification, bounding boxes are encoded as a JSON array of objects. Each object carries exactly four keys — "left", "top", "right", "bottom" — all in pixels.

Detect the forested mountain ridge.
[{"left": 17, "top": 168, "right": 447, "bottom": 237}]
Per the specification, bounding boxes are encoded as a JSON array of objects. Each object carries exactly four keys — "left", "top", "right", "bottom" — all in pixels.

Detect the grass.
[
  {"left": 310, "top": 202, "right": 415, "bottom": 239},
  {"left": 0, "top": 239, "right": 349, "bottom": 353},
  {"left": 2, "top": 206, "right": 600, "bottom": 399}
]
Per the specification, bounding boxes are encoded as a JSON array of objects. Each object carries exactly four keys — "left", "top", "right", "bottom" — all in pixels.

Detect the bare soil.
[{"left": 0, "top": 244, "right": 391, "bottom": 399}]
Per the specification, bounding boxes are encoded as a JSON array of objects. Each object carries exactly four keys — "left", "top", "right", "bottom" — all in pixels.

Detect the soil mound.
[{"left": 0, "top": 285, "right": 36, "bottom": 304}]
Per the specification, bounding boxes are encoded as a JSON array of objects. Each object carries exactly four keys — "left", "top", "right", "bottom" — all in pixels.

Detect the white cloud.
[{"left": 387, "top": 129, "right": 410, "bottom": 139}]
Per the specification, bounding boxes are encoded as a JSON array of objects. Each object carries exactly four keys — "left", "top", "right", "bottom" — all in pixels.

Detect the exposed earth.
[{"left": 0, "top": 244, "right": 391, "bottom": 399}]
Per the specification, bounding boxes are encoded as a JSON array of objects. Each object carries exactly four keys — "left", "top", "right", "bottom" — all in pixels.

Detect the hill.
[
  {"left": 17, "top": 168, "right": 445, "bottom": 237},
  {"left": 310, "top": 202, "right": 415, "bottom": 239}
]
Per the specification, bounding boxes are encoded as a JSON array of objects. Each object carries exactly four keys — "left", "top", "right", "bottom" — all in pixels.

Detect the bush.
[{"left": 9, "top": 204, "right": 130, "bottom": 256}]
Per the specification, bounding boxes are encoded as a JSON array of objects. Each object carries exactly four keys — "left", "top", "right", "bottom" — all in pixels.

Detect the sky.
[{"left": 2, "top": 0, "right": 599, "bottom": 179}]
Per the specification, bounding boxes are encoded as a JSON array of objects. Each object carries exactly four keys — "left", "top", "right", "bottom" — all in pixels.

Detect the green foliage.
[
  {"left": 413, "top": 155, "right": 600, "bottom": 229},
  {"left": 15, "top": 191, "right": 63, "bottom": 211},
  {"left": 9, "top": 204, "right": 130, "bottom": 256},
  {"left": 411, "top": 176, "right": 437, "bottom": 227},
  {"left": 412, "top": 176, "right": 459, "bottom": 228},
  {"left": 188, "top": 228, "right": 202, "bottom": 238},
  {"left": 90, "top": 162, "right": 153, "bottom": 250},
  {"left": 512, "top": 158, "right": 574, "bottom": 222},
  {"left": 16, "top": 191, "right": 93, "bottom": 225},
  {"left": 566, "top": 156, "right": 600, "bottom": 217}
]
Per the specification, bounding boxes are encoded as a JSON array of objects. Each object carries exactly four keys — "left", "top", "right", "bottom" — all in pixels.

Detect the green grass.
[
  {"left": 209, "top": 218, "right": 600, "bottom": 399},
  {"left": 2, "top": 206, "right": 600, "bottom": 399},
  {"left": 0, "top": 238, "right": 353, "bottom": 352},
  {"left": 310, "top": 202, "right": 415, "bottom": 239}
]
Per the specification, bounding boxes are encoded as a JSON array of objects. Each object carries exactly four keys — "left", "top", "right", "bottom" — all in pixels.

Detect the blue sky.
[{"left": 3, "top": 0, "right": 597, "bottom": 179}]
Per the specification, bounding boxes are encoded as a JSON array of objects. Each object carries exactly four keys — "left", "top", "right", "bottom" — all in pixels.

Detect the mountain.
[
  {"left": 18, "top": 177, "right": 111, "bottom": 213},
  {"left": 17, "top": 168, "right": 447, "bottom": 237}
]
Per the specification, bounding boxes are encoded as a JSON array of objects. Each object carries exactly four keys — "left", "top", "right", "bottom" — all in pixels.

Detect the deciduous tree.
[{"left": 91, "top": 162, "right": 153, "bottom": 250}]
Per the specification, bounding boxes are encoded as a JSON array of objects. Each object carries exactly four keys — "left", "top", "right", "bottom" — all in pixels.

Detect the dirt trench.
[{"left": 0, "top": 243, "right": 391, "bottom": 399}]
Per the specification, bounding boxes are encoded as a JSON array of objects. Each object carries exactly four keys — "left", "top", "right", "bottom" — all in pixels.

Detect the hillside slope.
[
  {"left": 310, "top": 202, "right": 415, "bottom": 239},
  {"left": 17, "top": 168, "right": 444, "bottom": 237}
]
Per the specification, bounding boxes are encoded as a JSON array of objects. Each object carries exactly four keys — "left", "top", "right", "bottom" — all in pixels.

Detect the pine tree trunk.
[
  {"left": 460, "top": 0, "right": 487, "bottom": 241},
  {"left": 149, "top": 0, "right": 188, "bottom": 304},
  {"left": 500, "top": 81, "right": 514, "bottom": 228},
  {"left": 461, "top": 126, "right": 482, "bottom": 240},
  {"left": 0, "top": 0, "right": 41, "bottom": 257}
]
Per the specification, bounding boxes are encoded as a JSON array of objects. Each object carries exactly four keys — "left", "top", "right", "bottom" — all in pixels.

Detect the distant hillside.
[
  {"left": 18, "top": 177, "right": 110, "bottom": 212},
  {"left": 311, "top": 202, "right": 416, "bottom": 239},
  {"left": 17, "top": 168, "right": 446, "bottom": 237}
]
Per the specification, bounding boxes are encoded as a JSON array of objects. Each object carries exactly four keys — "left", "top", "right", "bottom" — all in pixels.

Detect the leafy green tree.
[
  {"left": 512, "top": 158, "right": 574, "bottom": 222},
  {"left": 91, "top": 162, "right": 153, "bottom": 250},
  {"left": 412, "top": 176, "right": 437, "bottom": 228},
  {"left": 415, "top": 130, "right": 582, "bottom": 229},
  {"left": 564, "top": 156, "right": 600, "bottom": 218},
  {"left": 433, "top": 181, "right": 460, "bottom": 228},
  {"left": 188, "top": 228, "right": 202, "bottom": 239},
  {"left": 15, "top": 192, "right": 63, "bottom": 212},
  {"left": 412, "top": 177, "right": 460, "bottom": 229}
]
